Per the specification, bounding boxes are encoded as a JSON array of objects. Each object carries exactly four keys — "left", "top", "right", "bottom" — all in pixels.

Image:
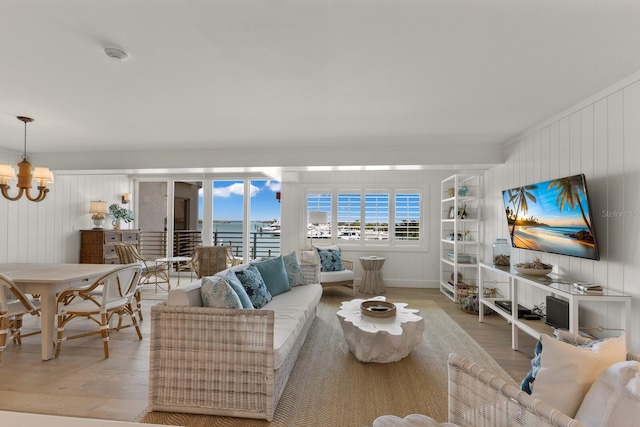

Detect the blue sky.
[{"left": 198, "top": 180, "right": 281, "bottom": 221}]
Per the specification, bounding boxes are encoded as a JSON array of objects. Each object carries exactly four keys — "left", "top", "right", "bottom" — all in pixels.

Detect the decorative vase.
[
  {"left": 493, "top": 238, "right": 510, "bottom": 266},
  {"left": 112, "top": 219, "right": 121, "bottom": 230}
]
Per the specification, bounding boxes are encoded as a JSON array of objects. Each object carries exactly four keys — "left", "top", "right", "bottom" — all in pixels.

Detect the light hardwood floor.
[{"left": 0, "top": 276, "right": 536, "bottom": 422}]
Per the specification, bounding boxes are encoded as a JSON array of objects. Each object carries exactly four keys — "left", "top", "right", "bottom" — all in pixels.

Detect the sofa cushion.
[
  {"left": 200, "top": 276, "right": 242, "bottom": 309},
  {"left": 262, "top": 283, "right": 322, "bottom": 369},
  {"left": 531, "top": 334, "right": 626, "bottom": 418},
  {"left": 282, "top": 251, "right": 307, "bottom": 287},
  {"left": 316, "top": 247, "right": 344, "bottom": 272},
  {"left": 252, "top": 255, "right": 291, "bottom": 296},
  {"left": 224, "top": 270, "right": 254, "bottom": 309},
  {"left": 167, "top": 280, "right": 203, "bottom": 306},
  {"left": 235, "top": 265, "right": 272, "bottom": 309},
  {"left": 373, "top": 414, "right": 460, "bottom": 427},
  {"left": 320, "top": 269, "right": 354, "bottom": 283},
  {"left": 575, "top": 360, "right": 640, "bottom": 427}
]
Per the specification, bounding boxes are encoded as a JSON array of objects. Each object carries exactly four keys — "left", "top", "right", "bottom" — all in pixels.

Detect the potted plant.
[{"left": 109, "top": 203, "right": 134, "bottom": 230}]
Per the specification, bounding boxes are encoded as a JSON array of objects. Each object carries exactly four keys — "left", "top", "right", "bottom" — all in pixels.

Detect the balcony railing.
[{"left": 140, "top": 229, "right": 281, "bottom": 261}]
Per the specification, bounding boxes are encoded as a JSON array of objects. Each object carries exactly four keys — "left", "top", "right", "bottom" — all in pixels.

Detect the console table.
[{"left": 478, "top": 263, "right": 631, "bottom": 351}]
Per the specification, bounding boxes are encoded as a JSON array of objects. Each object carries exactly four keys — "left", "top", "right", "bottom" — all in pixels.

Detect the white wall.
[
  {"left": 0, "top": 173, "right": 131, "bottom": 263},
  {"left": 281, "top": 169, "right": 458, "bottom": 288},
  {"left": 482, "top": 76, "right": 640, "bottom": 351}
]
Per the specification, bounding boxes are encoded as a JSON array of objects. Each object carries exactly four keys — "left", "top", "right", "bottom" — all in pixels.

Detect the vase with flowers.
[{"left": 108, "top": 203, "right": 134, "bottom": 230}]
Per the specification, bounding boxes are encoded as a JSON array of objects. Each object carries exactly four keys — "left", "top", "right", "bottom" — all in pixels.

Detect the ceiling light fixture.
[
  {"left": 104, "top": 47, "right": 129, "bottom": 62},
  {"left": 0, "top": 116, "right": 54, "bottom": 202}
]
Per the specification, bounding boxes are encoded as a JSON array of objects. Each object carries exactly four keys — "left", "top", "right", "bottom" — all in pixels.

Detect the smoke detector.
[{"left": 104, "top": 47, "right": 129, "bottom": 62}]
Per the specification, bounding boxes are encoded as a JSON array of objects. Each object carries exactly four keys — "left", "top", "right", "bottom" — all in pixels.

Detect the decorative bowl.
[
  {"left": 514, "top": 266, "right": 552, "bottom": 276},
  {"left": 361, "top": 300, "right": 396, "bottom": 318}
]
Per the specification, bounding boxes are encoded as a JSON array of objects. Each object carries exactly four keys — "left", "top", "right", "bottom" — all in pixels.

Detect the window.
[
  {"left": 337, "top": 193, "right": 361, "bottom": 240},
  {"left": 395, "top": 193, "right": 420, "bottom": 240},
  {"left": 307, "top": 192, "right": 332, "bottom": 241},
  {"left": 364, "top": 193, "right": 389, "bottom": 241},
  {"left": 306, "top": 188, "right": 423, "bottom": 245}
]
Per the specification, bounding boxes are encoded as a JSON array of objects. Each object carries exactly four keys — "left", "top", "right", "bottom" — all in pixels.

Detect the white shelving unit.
[
  {"left": 478, "top": 262, "right": 632, "bottom": 350},
  {"left": 439, "top": 174, "right": 480, "bottom": 302}
]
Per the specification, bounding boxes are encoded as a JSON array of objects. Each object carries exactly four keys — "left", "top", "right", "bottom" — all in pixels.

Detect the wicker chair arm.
[
  {"left": 342, "top": 259, "right": 354, "bottom": 270},
  {"left": 447, "top": 353, "right": 585, "bottom": 427}
]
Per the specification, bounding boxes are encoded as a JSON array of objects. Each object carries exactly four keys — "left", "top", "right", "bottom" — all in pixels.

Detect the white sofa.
[{"left": 148, "top": 263, "right": 323, "bottom": 421}]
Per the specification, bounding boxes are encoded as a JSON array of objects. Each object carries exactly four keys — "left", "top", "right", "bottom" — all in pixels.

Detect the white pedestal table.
[{"left": 336, "top": 296, "right": 424, "bottom": 363}]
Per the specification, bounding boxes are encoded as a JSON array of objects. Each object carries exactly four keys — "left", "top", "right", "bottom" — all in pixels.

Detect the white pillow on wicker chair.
[{"left": 373, "top": 414, "right": 460, "bottom": 427}]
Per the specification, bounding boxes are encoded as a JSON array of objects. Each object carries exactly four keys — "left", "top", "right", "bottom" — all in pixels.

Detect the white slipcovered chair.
[{"left": 300, "top": 245, "right": 355, "bottom": 295}]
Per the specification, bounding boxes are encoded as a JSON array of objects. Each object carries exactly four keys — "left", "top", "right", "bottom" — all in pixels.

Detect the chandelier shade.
[{"left": 0, "top": 116, "right": 54, "bottom": 202}]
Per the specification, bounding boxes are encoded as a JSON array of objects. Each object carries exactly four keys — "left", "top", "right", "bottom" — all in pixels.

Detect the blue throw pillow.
[
  {"left": 200, "top": 276, "right": 242, "bottom": 309},
  {"left": 225, "top": 270, "right": 254, "bottom": 309},
  {"left": 252, "top": 255, "right": 291, "bottom": 296},
  {"left": 521, "top": 338, "right": 543, "bottom": 394},
  {"left": 316, "top": 248, "right": 344, "bottom": 272},
  {"left": 235, "top": 265, "right": 272, "bottom": 309},
  {"left": 283, "top": 251, "right": 307, "bottom": 287}
]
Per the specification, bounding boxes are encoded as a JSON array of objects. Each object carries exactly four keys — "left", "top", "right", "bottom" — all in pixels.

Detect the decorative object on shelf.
[
  {"left": 448, "top": 188, "right": 455, "bottom": 198},
  {"left": 448, "top": 206, "right": 456, "bottom": 219},
  {"left": 514, "top": 257, "right": 553, "bottom": 276},
  {"left": 360, "top": 300, "right": 396, "bottom": 318},
  {"left": 458, "top": 185, "right": 469, "bottom": 197},
  {"left": 457, "top": 285, "right": 496, "bottom": 314},
  {"left": 457, "top": 204, "right": 468, "bottom": 219},
  {"left": 121, "top": 193, "right": 131, "bottom": 204},
  {"left": 450, "top": 271, "right": 464, "bottom": 283},
  {"left": 89, "top": 201, "right": 108, "bottom": 229},
  {"left": 492, "top": 238, "right": 511, "bottom": 266},
  {"left": 109, "top": 203, "right": 134, "bottom": 230},
  {"left": 0, "top": 116, "right": 54, "bottom": 202}
]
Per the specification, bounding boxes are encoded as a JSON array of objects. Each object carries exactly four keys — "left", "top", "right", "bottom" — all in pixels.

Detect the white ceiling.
[{"left": 2, "top": 1, "right": 640, "bottom": 166}]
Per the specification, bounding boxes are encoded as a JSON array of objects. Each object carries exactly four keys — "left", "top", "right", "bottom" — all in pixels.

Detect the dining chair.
[
  {"left": 54, "top": 264, "right": 143, "bottom": 358},
  {"left": 0, "top": 273, "right": 41, "bottom": 361},
  {"left": 114, "top": 243, "right": 169, "bottom": 321},
  {"left": 188, "top": 245, "right": 229, "bottom": 279}
]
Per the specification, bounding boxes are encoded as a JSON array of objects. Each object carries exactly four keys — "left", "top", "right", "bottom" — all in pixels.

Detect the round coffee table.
[{"left": 336, "top": 296, "right": 424, "bottom": 363}]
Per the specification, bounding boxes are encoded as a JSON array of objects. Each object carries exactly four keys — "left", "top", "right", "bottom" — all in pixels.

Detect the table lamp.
[
  {"left": 90, "top": 200, "right": 108, "bottom": 229},
  {"left": 308, "top": 211, "right": 329, "bottom": 246}
]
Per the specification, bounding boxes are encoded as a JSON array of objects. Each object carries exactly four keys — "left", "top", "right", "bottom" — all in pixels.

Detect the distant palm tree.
[
  {"left": 548, "top": 176, "right": 594, "bottom": 237},
  {"left": 506, "top": 185, "right": 538, "bottom": 237}
]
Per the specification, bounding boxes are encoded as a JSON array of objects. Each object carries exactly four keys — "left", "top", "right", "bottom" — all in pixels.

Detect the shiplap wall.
[
  {"left": 281, "top": 169, "right": 462, "bottom": 288},
  {"left": 0, "top": 172, "right": 131, "bottom": 263},
  {"left": 482, "top": 78, "right": 640, "bottom": 351}
]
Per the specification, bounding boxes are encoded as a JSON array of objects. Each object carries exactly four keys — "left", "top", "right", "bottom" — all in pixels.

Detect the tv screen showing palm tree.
[{"left": 502, "top": 174, "right": 600, "bottom": 260}]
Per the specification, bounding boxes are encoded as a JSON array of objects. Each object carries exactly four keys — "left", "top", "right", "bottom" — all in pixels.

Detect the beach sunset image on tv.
[{"left": 502, "top": 174, "right": 599, "bottom": 260}]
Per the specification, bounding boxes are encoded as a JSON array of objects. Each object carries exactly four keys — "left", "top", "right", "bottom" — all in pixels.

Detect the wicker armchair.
[
  {"left": 114, "top": 242, "right": 170, "bottom": 292},
  {"left": 0, "top": 273, "right": 41, "bottom": 361},
  {"left": 54, "top": 264, "right": 143, "bottom": 358},
  {"left": 188, "top": 245, "right": 229, "bottom": 278}
]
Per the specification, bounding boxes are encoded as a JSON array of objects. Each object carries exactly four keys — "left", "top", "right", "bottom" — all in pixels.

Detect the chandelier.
[{"left": 0, "top": 116, "right": 54, "bottom": 202}]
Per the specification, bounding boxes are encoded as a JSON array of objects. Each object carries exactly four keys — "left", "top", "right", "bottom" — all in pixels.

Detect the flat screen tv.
[{"left": 502, "top": 173, "right": 600, "bottom": 260}]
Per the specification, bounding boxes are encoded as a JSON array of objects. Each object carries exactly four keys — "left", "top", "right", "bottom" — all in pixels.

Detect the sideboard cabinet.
[{"left": 80, "top": 230, "right": 140, "bottom": 264}]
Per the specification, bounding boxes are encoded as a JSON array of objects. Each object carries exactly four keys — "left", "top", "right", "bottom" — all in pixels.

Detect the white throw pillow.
[
  {"left": 575, "top": 360, "right": 640, "bottom": 427},
  {"left": 200, "top": 276, "right": 242, "bottom": 309},
  {"left": 531, "top": 334, "right": 626, "bottom": 418}
]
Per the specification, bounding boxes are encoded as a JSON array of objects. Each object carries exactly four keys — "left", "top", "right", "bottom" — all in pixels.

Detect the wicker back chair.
[
  {"left": 54, "top": 264, "right": 143, "bottom": 358},
  {"left": 0, "top": 273, "right": 41, "bottom": 361},
  {"left": 114, "top": 243, "right": 170, "bottom": 291},
  {"left": 189, "top": 245, "right": 229, "bottom": 278}
]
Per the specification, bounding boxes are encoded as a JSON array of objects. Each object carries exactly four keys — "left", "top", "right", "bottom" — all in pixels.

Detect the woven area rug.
[{"left": 137, "top": 293, "right": 515, "bottom": 427}]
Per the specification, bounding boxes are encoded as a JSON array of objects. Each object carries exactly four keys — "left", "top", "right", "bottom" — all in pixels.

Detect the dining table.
[{"left": 0, "top": 263, "right": 120, "bottom": 360}]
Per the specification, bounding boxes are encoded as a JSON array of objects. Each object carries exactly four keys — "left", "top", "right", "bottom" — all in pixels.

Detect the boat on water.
[{"left": 260, "top": 220, "right": 281, "bottom": 234}]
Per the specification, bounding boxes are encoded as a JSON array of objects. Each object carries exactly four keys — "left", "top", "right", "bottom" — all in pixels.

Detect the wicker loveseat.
[{"left": 148, "top": 262, "right": 322, "bottom": 421}]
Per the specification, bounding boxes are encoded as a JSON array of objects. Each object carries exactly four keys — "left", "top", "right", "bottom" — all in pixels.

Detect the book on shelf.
[{"left": 572, "top": 283, "right": 604, "bottom": 294}]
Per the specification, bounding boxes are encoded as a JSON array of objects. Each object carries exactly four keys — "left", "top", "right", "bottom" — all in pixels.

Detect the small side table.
[
  {"left": 359, "top": 256, "right": 385, "bottom": 294},
  {"left": 156, "top": 256, "right": 192, "bottom": 286}
]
